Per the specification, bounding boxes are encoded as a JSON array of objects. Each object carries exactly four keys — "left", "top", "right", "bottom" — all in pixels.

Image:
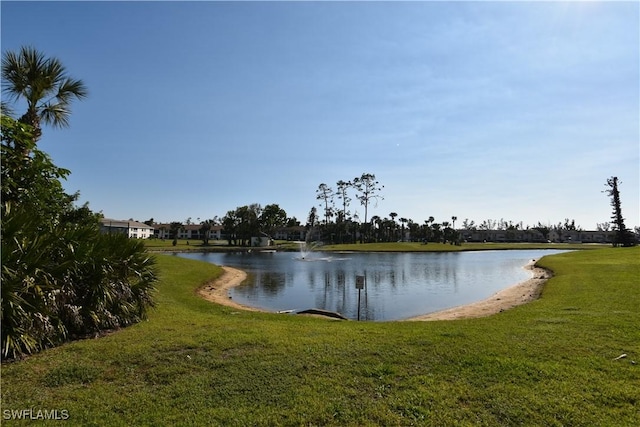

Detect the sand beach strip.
[
  {"left": 405, "top": 261, "right": 553, "bottom": 321},
  {"left": 197, "top": 266, "right": 262, "bottom": 312}
]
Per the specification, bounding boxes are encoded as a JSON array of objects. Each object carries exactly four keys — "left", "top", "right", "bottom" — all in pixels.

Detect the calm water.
[{"left": 177, "top": 249, "right": 568, "bottom": 321}]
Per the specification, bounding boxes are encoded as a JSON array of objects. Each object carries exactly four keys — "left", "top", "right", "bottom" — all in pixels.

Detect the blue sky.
[{"left": 2, "top": 1, "right": 638, "bottom": 229}]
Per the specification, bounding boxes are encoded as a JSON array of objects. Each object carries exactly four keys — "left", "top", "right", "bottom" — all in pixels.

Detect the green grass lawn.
[
  {"left": 1, "top": 247, "right": 638, "bottom": 426},
  {"left": 321, "top": 241, "right": 607, "bottom": 252},
  {"left": 146, "top": 239, "right": 606, "bottom": 253},
  {"left": 143, "top": 239, "right": 233, "bottom": 251}
]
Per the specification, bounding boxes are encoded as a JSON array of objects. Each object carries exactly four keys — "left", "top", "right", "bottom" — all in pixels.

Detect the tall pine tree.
[{"left": 604, "top": 176, "right": 635, "bottom": 247}]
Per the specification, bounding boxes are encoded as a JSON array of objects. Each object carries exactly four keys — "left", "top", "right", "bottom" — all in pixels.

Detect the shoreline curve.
[
  {"left": 197, "top": 266, "right": 263, "bottom": 312},
  {"left": 197, "top": 261, "right": 553, "bottom": 320},
  {"left": 405, "top": 261, "right": 553, "bottom": 321}
]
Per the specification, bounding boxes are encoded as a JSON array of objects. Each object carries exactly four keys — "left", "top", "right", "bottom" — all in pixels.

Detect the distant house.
[
  {"left": 459, "top": 228, "right": 616, "bottom": 244},
  {"left": 547, "top": 230, "right": 616, "bottom": 244},
  {"left": 273, "top": 226, "right": 308, "bottom": 241},
  {"left": 100, "top": 219, "right": 154, "bottom": 239},
  {"left": 153, "top": 223, "right": 224, "bottom": 241},
  {"left": 251, "top": 236, "right": 271, "bottom": 247},
  {"left": 152, "top": 223, "right": 308, "bottom": 242}
]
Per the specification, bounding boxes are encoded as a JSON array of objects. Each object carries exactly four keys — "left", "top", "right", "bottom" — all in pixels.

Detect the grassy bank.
[
  {"left": 144, "top": 239, "right": 238, "bottom": 252},
  {"left": 1, "top": 248, "right": 638, "bottom": 425},
  {"left": 321, "top": 242, "right": 606, "bottom": 252},
  {"left": 146, "top": 239, "right": 606, "bottom": 253}
]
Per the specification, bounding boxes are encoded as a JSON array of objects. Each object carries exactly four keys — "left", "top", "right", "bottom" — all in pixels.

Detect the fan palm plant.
[
  {"left": 1, "top": 115, "right": 157, "bottom": 359},
  {"left": 1, "top": 206, "right": 75, "bottom": 358},
  {"left": 67, "top": 231, "right": 157, "bottom": 334},
  {"left": 1, "top": 207, "right": 157, "bottom": 358},
  {"left": 1, "top": 46, "right": 87, "bottom": 146}
]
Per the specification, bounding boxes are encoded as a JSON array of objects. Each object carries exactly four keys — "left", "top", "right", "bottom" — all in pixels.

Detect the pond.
[{"left": 177, "top": 249, "right": 568, "bottom": 321}]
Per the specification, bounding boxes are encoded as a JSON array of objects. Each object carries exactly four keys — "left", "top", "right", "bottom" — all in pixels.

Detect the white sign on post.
[{"left": 355, "top": 275, "right": 365, "bottom": 289}]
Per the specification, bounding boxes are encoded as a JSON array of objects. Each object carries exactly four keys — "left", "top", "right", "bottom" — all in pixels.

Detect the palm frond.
[
  {"left": 54, "top": 77, "right": 88, "bottom": 105},
  {"left": 1, "top": 46, "right": 87, "bottom": 137},
  {"left": 1, "top": 50, "right": 28, "bottom": 102},
  {"left": 0, "top": 101, "right": 15, "bottom": 118},
  {"left": 39, "top": 102, "right": 71, "bottom": 128}
]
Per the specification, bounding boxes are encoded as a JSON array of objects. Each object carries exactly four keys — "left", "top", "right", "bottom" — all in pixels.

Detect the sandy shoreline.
[
  {"left": 197, "top": 261, "right": 553, "bottom": 320},
  {"left": 405, "top": 261, "right": 553, "bottom": 321},
  {"left": 197, "top": 266, "right": 262, "bottom": 312}
]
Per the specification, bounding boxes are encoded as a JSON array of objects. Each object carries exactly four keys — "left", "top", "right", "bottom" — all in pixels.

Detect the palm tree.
[
  {"left": 389, "top": 212, "right": 398, "bottom": 241},
  {"left": 199, "top": 219, "right": 217, "bottom": 246},
  {"left": 370, "top": 215, "right": 381, "bottom": 242},
  {"left": 2, "top": 46, "right": 87, "bottom": 146},
  {"left": 400, "top": 217, "right": 408, "bottom": 242}
]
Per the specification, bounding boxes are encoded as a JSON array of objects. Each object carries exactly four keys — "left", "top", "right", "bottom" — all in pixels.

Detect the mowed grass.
[
  {"left": 322, "top": 241, "right": 607, "bottom": 252},
  {"left": 1, "top": 248, "right": 638, "bottom": 426},
  {"left": 145, "top": 239, "right": 607, "bottom": 253},
  {"left": 143, "top": 239, "right": 232, "bottom": 252}
]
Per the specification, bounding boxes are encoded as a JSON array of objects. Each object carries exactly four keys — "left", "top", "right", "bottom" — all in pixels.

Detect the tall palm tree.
[
  {"left": 400, "top": 217, "right": 408, "bottom": 242},
  {"left": 2, "top": 46, "right": 87, "bottom": 145}
]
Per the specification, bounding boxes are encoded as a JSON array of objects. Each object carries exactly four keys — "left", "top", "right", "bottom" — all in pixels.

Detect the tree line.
[
  {"left": 157, "top": 172, "right": 638, "bottom": 247},
  {"left": 221, "top": 203, "right": 299, "bottom": 246},
  {"left": 156, "top": 173, "right": 388, "bottom": 246},
  {"left": 305, "top": 173, "right": 638, "bottom": 245}
]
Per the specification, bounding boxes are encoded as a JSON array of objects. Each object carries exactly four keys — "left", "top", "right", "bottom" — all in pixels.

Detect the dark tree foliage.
[
  {"left": 352, "top": 173, "right": 383, "bottom": 226},
  {"left": 199, "top": 219, "right": 216, "bottom": 245},
  {"left": 352, "top": 173, "right": 384, "bottom": 242},
  {"left": 221, "top": 204, "right": 262, "bottom": 246},
  {"left": 260, "top": 204, "right": 288, "bottom": 239},
  {"left": 604, "top": 176, "right": 635, "bottom": 247},
  {"left": 316, "top": 183, "right": 334, "bottom": 226},
  {"left": 1, "top": 116, "right": 157, "bottom": 359}
]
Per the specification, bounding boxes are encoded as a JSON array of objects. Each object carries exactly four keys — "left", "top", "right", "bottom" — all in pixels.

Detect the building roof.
[
  {"left": 153, "top": 223, "right": 224, "bottom": 231},
  {"left": 100, "top": 218, "right": 154, "bottom": 229}
]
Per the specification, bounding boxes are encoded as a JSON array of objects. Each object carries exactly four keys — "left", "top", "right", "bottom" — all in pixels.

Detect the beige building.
[
  {"left": 153, "top": 224, "right": 224, "bottom": 240},
  {"left": 100, "top": 219, "right": 154, "bottom": 239},
  {"left": 460, "top": 228, "right": 616, "bottom": 243}
]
